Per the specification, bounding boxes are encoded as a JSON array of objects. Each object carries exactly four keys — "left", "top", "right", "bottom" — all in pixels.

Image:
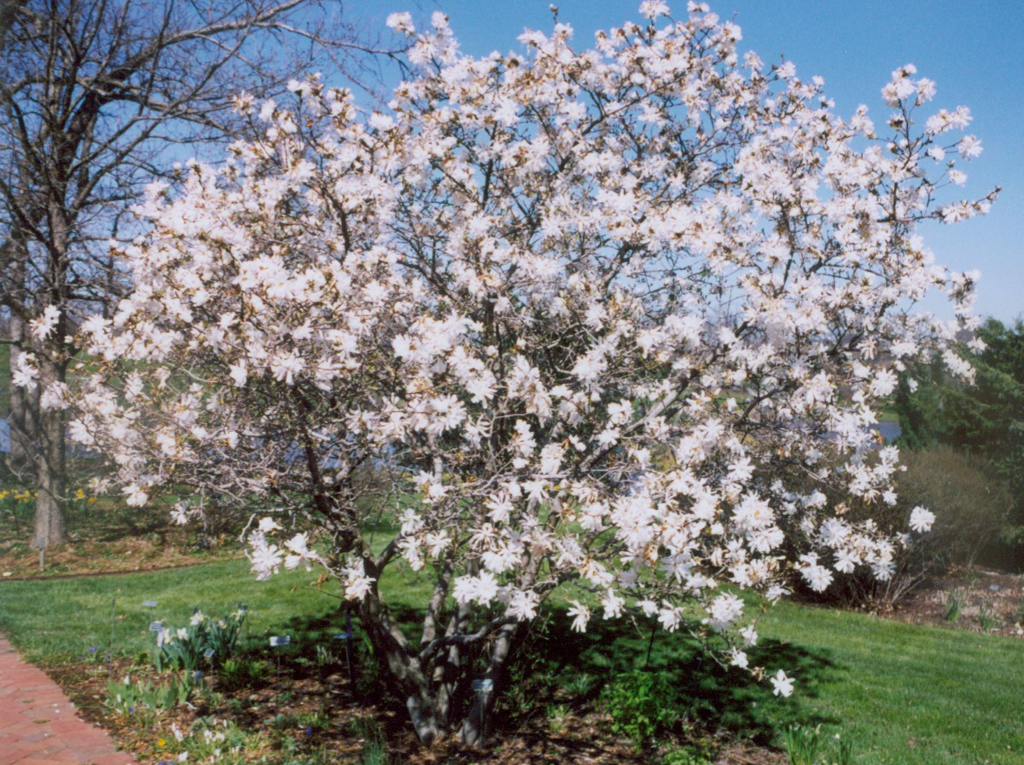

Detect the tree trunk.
[
  {"left": 31, "top": 356, "right": 66, "bottom": 548},
  {"left": 31, "top": 197, "right": 71, "bottom": 549},
  {"left": 459, "top": 622, "right": 519, "bottom": 746},
  {"left": 356, "top": 551, "right": 535, "bottom": 747},
  {"left": 364, "top": 605, "right": 520, "bottom": 746}
]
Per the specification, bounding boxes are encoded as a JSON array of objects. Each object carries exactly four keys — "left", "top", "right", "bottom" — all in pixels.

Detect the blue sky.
[{"left": 346, "top": 0, "right": 1024, "bottom": 322}]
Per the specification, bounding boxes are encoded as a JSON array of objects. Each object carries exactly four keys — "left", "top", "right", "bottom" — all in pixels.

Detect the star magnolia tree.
[{"left": 20, "top": 1, "right": 995, "bottom": 744}]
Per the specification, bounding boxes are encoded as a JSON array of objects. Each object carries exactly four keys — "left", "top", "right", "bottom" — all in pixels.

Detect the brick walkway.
[{"left": 0, "top": 637, "right": 135, "bottom": 765}]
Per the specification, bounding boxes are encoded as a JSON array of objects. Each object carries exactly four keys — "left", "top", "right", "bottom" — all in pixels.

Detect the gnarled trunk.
[
  {"left": 358, "top": 565, "right": 522, "bottom": 747},
  {"left": 459, "top": 621, "right": 519, "bottom": 746}
]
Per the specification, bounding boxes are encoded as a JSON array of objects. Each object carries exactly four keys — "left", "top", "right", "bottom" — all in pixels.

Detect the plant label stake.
[
  {"left": 107, "top": 596, "right": 117, "bottom": 677},
  {"left": 346, "top": 611, "right": 354, "bottom": 686},
  {"left": 269, "top": 635, "right": 290, "bottom": 678},
  {"left": 148, "top": 621, "right": 164, "bottom": 632},
  {"left": 142, "top": 600, "right": 157, "bottom": 608},
  {"left": 239, "top": 603, "right": 248, "bottom": 646},
  {"left": 333, "top": 611, "right": 354, "bottom": 686},
  {"left": 37, "top": 537, "right": 45, "bottom": 571},
  {"left": 472, "top": 678, "right": 493, "bottom": 736}
]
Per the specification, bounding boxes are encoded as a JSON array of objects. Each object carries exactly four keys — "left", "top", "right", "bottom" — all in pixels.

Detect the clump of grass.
[
  {"left": 978, "top": 605, "right": 997, "bottom": 632},
  {"left": 945, "top": 589, "right": 964, "bottom": 623},
  {"left": 784, "top": 725, "right": 854, "bottom": 765},
  {"left": 348, "top": 715, "right": 400, "bottom": 765}
]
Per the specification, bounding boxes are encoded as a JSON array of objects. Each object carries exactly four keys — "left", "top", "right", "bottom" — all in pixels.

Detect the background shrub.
[{"left": 816, "top": 446, "right": 1013, "bottom": 610}]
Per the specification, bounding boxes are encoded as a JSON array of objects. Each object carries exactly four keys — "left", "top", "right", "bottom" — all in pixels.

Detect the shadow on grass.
[
  {"left": 507, "top": 609, "right": 837, "bottom": 744},
  {"left": 258, "top": 600, "right": 838, "bottom": 747}
]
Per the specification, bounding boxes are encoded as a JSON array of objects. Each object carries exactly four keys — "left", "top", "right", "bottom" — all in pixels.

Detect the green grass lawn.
[{"left": 0, "top": 559, "right": 1021, "bottom": 764}]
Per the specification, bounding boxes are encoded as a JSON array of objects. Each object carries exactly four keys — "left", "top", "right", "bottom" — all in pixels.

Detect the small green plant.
[
  {"left": 978, "top": 605, "right": 997, "bottom": 632},
  {"left": 560, "top": 672, "right": 595, "bottom": 699},
  {"left": 105, "top": 673, "right": 193, "bottom": 717},
  {"left": 547, "top": 703, "right": 569, "bottom": 734},
  {"left": 154, "top": 607, "right": 246, "bottom": 672},
  {"left": 354, "top": 636, "right": 387, "bottom": 699},
  {"left": 315, "top": 643, "right": 336, "bottom": 668},
  {"left": 218, "top": 656, "right": 268, "bottom": 691},
  {"left": 784, "top": 725, "right": 822, "bottom": 765},
  {"left": 945, "top": 589, "right": 964, "bottom": 623},
  {"left": 298, "top": 709, "right": 331, "bottom": 732},
  {"left": 784, "top": 726, "right": 855, "bottom": 765},
  {"left": 661, "top": 743, "right": 714, "bottom": 765},
  {"left": 835, "top": 737, "right": 854, "bottom": 765},
  {"left": 348, "top": 715, "right": 399, "bottom": 765},
  {"left": 176, "top": 716, "right": 265, "bottom": 764},
  {"left": 601, "top": 670, "right": 678, "bottom": 751}
]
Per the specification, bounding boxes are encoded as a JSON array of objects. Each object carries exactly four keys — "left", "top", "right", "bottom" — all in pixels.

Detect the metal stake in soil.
[
  {"left": 107, "top": 596, "right": 116, "bottom": 677},
  {"left": 345, "top": 611, "right": 353, "bottom": 686}
]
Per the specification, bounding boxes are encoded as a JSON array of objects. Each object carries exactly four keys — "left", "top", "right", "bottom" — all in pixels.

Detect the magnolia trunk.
[{"left": 360, "top": 590, "right": 521, "bottom": 745}]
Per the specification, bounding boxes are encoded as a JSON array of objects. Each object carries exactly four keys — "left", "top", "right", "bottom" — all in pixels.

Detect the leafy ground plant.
[
  {"left": 106, "top": 673, "right": 193, "bottom": 716},
  {"left": 217, "top": 656, "right": 269, "bottom": 692},
  {"left": 784, "top": 725, "right": 854, "bottom": 765},
  {"left": 154, "top": 608, "right": 245, "bottom": 671},
  {"left": 601, "top": 670, "right": 679, "bottom": 751},
  {"left": 945, "top": 589, "right": 965, "bottom": 623}
]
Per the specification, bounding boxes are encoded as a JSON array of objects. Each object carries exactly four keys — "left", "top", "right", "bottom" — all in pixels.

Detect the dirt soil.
[
  {"left": 888, "top": 568, "right": 1024, "bottom": 637},
  {"left": 0, "top": 535, "right": 240, "bottom": 580}
]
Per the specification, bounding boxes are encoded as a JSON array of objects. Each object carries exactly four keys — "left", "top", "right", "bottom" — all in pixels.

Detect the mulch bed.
[
  {"left": 44, "top": 655, "right": 785, "bottom": 765},
  {"left": 0, "top": 532, "right": 240, "bottom": 580},
  {"left": 887, "top": 568, "right": 1023, "bottom": 637}
]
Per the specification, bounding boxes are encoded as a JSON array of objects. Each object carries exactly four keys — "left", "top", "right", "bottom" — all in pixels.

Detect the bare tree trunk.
[
  {"left": 359, "top": 572, "right": 524, "bottom": 747},
  {"left": 359, "top": 564, "right": 444, "bottom": 744},
  {"left": 459, "top": 622, "right": 519, "bottom": 746},
  {"left": 32, "top": 363, "right": 65, "bottom": 547},
  {"left": 30, "top": 199, "right": 70, "bottom": 548}
]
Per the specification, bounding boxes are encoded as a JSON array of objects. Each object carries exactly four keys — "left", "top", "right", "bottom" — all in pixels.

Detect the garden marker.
[
  {"left": 107, "top": 596, "right": 116, "bottom": 678},
  {"left": 269, "top": 635, "right": 291, "bottom": 678}
]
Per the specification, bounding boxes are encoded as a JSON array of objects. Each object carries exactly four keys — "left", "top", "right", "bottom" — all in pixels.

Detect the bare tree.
[{"left": 0, "top": 0, "right": 400, "bottom": 547}]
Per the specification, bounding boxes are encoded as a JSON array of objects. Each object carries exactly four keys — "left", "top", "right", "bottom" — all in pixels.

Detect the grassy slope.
[
  {"left": 0, "top": 559, "right": 1021, "bottom": 764},
  {"left": 761, "top": 601, "right": 1024, "bottom": 765}
]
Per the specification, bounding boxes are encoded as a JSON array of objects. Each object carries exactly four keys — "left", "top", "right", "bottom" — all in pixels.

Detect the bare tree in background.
[{"left": 0, "top": 0, "right": 401, "bottom": 547}]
